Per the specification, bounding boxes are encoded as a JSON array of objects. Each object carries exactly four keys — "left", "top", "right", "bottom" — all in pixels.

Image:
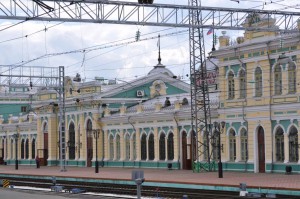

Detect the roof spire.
[{"left": 158, "top": 34, "right": 161, "bottom": 64}]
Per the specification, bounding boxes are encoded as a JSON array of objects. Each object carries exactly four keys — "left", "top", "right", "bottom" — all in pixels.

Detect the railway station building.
[{"left": 1, "top": 14, "right": 300, "bottom": 173}]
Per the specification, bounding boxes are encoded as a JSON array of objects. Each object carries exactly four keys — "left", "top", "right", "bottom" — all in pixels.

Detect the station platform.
[{"left": 0, "top": 165, "right": 300, "bottom": 197}]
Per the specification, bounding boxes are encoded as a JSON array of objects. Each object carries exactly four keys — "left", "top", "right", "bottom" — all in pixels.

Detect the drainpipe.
[
  {"left": 173, "top": 112, "right": 180, "bottom": 170},
  {"left": 242, "top": 101, "right": 248, "bottom": 172},
  {"left": 266, "top": 42, "right": 274, "bottom": 173}
]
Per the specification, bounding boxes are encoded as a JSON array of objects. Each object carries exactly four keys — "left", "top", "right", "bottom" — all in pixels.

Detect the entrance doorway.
[
  {"left": 86, "top": 119, "right": 93, "bottom": 167},
  {"left": 182, "top": 132, "right": 192, "bottom": 170},
  {"left": 257, "top": 126, "right": 265, "bottom": 173}
]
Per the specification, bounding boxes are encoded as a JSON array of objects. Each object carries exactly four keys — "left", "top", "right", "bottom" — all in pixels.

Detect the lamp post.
[
  {"left": 213, "top": 121, "right": 225, "bottom": 178},
  {"left": 89, "top": 129, "right": 100, "bottom": 173},
  {"left": 13, "top": 126, "right": 20, "bottom": 170}
]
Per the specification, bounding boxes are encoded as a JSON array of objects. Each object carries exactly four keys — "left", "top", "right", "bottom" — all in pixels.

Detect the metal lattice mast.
[
  {"left": 189, "top": 0, "right": 213, "bottom": 172},
  {"left": 58, "top": 66, "right": 66, "bottom": 172}
]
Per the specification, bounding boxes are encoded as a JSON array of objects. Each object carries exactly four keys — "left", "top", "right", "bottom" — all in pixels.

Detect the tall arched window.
[
  {"left": 21, "top": 139, "right": 25, "bottom": 159},
  {"left": 255, "top": 67, "right": 262, "bottom": 97},
  {"left": 239, "top": 69, "right": 246, "bottom": 99},
  {"left": 141, "top": 134, "right": 147, "bottom": 160},
  {"left": 275, "top": 127, "right": 284, "bottom": 162},
  {"left": 159, "top": 133, "right": 166, "bottom": 160},
  {"left": 25, "top": 139, "right": 29, "bottom": 159},
  {"left": 274, "top": 64, "right": 282, "bottom": 95},
  {"left": 212, "top": 131, "right": 218, "bottom": 161},
  {"left": 228, "top": 71, "right": 235, "bottom": 99},
  {"left": 109, "top": 135, "right": 114, "bottom": 160},
  {"left": 148, "top": 134, "right": 154, "bottom": 161},
  {"left": 132, "top": 133, "right": 137, "bottom": 160},
  {"left": 167, "top": 133, "right": 174, "bottom": 160},
  {"left": 116, "top": 134, "right": 121, "bottom": 160},
  {"left": 125, "top": 134, "right": 130, "bottom": 160},
  {"left": 68, "top": 123, "right": 75, "bottom": 160},
  {"left": 229, "top": 129, "right": 236, "bottom": 161},
  {"left": 240, "top": 128, "right": 248, "bottom": 161},
  {"left": 31, "top": 138, "right": 36, "bottom": 159},
  {"left": 289, "top": 126, "right": 298, "bottom": 162},
  {"left": 288, "top": 63, "right": 296, "bottom": 94}
]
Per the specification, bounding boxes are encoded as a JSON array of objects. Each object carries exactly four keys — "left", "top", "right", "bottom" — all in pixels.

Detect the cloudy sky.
[{"left": 0, "top": 0, "right": 299, "bottom": 85}]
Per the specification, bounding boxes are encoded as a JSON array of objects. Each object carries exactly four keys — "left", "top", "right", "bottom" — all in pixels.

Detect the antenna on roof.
[{"left": 158, "top": 34, "right": 162, "bottom": 65}]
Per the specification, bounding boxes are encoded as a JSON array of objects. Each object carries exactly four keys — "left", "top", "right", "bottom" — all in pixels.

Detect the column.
[
  {"left": 173, "top": 127, "right": 179, "bottom": 162},
  {"left": 48, "top": 114, "right": 58, "bottom": 163},
  {"left": 234, "top": 76, "right": 240, "bottom": 99},
  {"left": 120, "top": 129, "right": 124, "bottom": 161},
  {"left": 104, "top": 130, "right": 109, "bottom": 160},
  {"left": 113, "top": 136, "right": 117, "bottom": 160},
  {"left": 165, "top": 136, "right": 168, "bottom": 161},
  {"left": 154, "top": 127, "right": 159, "bottom": 161},
  {"left": 136, "top": 128, "right": 141, "bottom": 161},
  {"left": 235, "top": 134, "right": 241, "bottom": 162},
  {"left": 79, "top": 113, "right": 86, "bottom": 161},
  {"left": 29, "top": 135, "right": 32, "bottom": 160}
]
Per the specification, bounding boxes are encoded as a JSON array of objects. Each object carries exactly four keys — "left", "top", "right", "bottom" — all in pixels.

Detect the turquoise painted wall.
[{"left": 0, "top": 104, "right": 29, "bottom": 122}]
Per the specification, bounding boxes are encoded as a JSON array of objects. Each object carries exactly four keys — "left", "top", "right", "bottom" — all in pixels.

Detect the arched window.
[
  {"left": 255, "top": 67, "right": 262, "bottom": 97},
  {"left": 212, "top": 131, "right": 218, "bottom": 161},
  {"left": 21, "top": 139, "right": 25, "bottom": 159},
  {"left": 289, "top": 126, "right": 298, "bottom": 162},
  {"left": 148, "top": 134, "right": 154, "bottom": 161},
  {"left": 25, "top": 139, "right": 29, "bottom": 159},
  {"left": 159, "top": 133, "right": 166, "bottom": 160},
  {"left": 31, "top": 138, "right": 36, "bottom": 159},
  {"left": 288, "top": 63, "right": 296, "bottom": 94},
  {"left": 275, "top": 127, "right": 284, "bottom": 162},
  {"left": 274, "top": 64, "right": 282, "bottom": 95},
  {"left": 68, "top": 123, "right": 75, "bottom": 160},
  {"left": 116, "top": 134, "right": 121, "bottom": 160},
  {"left": 132, "top": 133, "right": 137, "bottom": 160},
  {"left": 228, "top": 71, "right": 235, "bottom": 99},
  {"left": 167, "top": 133, "right": 174, "bottom": 160},
  {"left": 229, "top": 129, "right": 236, "bottom": 161},
  {"left": 240, "top": 128, "right": 248, "bottom": 161},
  {"left": 239, "top": 69, "right": 246, "bottom": 99},
  {"left": 11, "top": 139, "right": 13, "bottom": 159},
  {"left": 125, "top": 134, "right": 130, "bottom": 160},
  {"left": 141, "top": 134, "right": 147, "bottom": 160},
  {"left": 109, "top": 135, "right": 114, "bottom": 160}
]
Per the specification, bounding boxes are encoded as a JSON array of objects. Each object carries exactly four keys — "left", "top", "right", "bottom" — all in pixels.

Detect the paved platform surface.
[{"left": 0, "top": 165, "right": 299, "bottom": 191}]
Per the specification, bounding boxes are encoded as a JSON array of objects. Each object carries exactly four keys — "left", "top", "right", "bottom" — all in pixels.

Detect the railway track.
[{"left": 2, "top": 176, "right": 297, "bottom": 199}]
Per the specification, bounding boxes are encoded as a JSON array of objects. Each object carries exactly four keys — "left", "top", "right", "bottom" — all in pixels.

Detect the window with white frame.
[
  {"left": 228, "top": 71, "right": 235, "bottom": 99},
  {"left": 288, "top": 63, "right": 296, "bottom": 94},
  {"left": 109, "top": 135, "right": 114, "bottom": 160},
  {"left": 274, "top": 64, "right": 282, "bottom": 95},
  {"left": 167, "top": 133, "right": 174, "bottom": 160},
  {"left": 148, "top": 134, "right": 154, "bottom": 160},
  {"left": 229, "top": 129, "right": 236, "bottom": 161},
  {"left": 159, "top": 133, "right": 166, "bottom": 160},
  {"left": 289, "top": 126, "right": 298, "bottom": 162},
  {"left": 255, "top": 67, "right": 262, "bottom": 97},
  {"left": 116, "top": 134, "right": 121, "bottom": 160},
  {"left": 239, "top": 69, "right": 246, "bottom": 99},
  {"left": 141, "top": 134, "right": 147, "bottom": 160},
  {"left": 132, "top": 133, "right": 137, "bottom": 160},
  {"left": 240, "top": 128, "right": 248, "bottom": 161},
  {"left": 275, "top": 127, "right": 284, "bottom": 162},
  {"left": 125, "top": 134, "right": 130, "bottom": 160}
]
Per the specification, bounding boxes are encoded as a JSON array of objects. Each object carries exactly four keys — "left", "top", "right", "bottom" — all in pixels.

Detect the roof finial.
[{"left": 158, "top": 34, "right": 161, "bottom": 64}]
